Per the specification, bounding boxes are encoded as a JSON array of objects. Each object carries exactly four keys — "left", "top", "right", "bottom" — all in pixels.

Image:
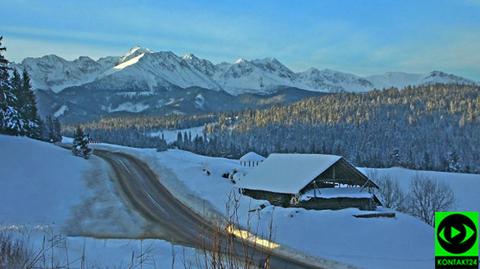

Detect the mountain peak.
[
  {"left": 41, "top": 54, "right": 67, "bottom": 62},
  {"left": 127, "top": 46, "right": 152, "bottom": 55},
  {"left": 121, "top": 46, "right": 152, "bottom": 62},
  {"left": 74, "top": 56, "right": 95, "bottom": 62},
  {"left": 234, "top": 58, "right": 247, "bottom": 64},
  {"left": 422, "top": 70, "right": 475, "bottom": 85},
  {"left": 183, "top": 53, "right": 197, "bottom": 61},
  {"left": 304, "top": 67, "right": 320, "bottom": 73},
  {"left": 426, "top": 70, "right": 458, "bottom": 78}
]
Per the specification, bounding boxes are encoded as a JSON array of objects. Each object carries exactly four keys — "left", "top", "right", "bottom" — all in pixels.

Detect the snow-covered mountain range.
[
  {"left": 13, "top": 46, "right": 478, "bottom": 123},
  {"left": 15, "top": 46, "right": 477, "bottom": 95}
]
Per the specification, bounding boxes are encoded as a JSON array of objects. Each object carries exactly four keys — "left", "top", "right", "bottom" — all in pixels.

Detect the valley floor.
[{"left": 2, "top": 135, "right": 480, "bottom": 268}]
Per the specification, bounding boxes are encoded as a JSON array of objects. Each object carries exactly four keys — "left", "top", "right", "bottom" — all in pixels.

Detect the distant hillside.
[
  {"left": 37, "top": 85, "right": 325, "bottom": 124},
  {"left": 72, "top": 84, "right": 480, "bottom": 173},
  {"left": 203, "top": 84, "right": 480, "bottom": 173}
]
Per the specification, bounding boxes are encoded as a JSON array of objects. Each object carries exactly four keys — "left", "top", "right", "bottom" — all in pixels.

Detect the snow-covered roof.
[
  {"left": 238, "top": 153, "right": 342, "bottom": 194},
  {"left": 240, "top": 152, "right": 266, "bottom": 162}
]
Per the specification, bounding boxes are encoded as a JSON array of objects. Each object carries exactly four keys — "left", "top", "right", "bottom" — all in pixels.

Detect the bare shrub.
[
  {"left": 187, "top": 190, "right": 275, "bottom": 269},
  {"left": 406, "top": 174, "right": 455, "bottom": 226},
  {"left": 369, "top": 170, "right": 456, "bottom": 226},
  {"left": 0, "top": 232, "right": 30, "bottom": 269},
  {"left": 0, "top": 228, "right": 77, "bottom": 269},
  {"left": 373, "top": 175, "right": 406, "bottom": 211}
]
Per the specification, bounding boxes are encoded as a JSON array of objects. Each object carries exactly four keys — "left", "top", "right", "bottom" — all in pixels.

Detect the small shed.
[
  {"left": 238, "top": 153, "right": 380, "bottom": 211},
  {"left": 240, "top": 152, "right": 265, "bottom": 167}
]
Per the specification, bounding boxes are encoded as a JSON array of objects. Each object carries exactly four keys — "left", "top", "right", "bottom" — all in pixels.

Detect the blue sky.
[{"left": 1, "top": 0, "right": 479, "bottom": 79}]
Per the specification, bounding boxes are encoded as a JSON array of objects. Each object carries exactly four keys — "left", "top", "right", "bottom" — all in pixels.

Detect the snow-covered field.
[{"left": 148, "top": 126, "right": 205, "bottom": 143}]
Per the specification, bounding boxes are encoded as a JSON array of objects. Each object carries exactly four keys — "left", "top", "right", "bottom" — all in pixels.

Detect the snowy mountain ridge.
[{"left": 14, "top": 46, "right": 478, "bottom": 95}]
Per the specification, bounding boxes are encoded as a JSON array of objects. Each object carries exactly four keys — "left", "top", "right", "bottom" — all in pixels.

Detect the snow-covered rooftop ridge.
[
  {"left": 239, "top": 152, "right": 265, "bottom": 162},
  {"left": 238, "top": 153, "right": 342, "bottom": 194}
]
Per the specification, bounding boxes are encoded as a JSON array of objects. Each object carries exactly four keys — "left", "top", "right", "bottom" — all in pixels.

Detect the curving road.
[{"left": 94, "top": 149, "right": 353, "bottom": 269}]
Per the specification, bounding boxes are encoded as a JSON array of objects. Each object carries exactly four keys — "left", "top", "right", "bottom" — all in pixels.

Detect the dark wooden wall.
[{"left": 242, "top": 189, "right": 379, "bottom": 211}]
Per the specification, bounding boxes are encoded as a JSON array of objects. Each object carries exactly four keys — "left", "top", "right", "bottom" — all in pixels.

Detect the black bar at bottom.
[{"left": 435, "top": 256, "right": 479, "bottom": 269}]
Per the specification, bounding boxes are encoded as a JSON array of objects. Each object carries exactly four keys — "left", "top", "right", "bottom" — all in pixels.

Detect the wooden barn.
[{"left": 238, "top": 154, "right": 380, "bottom": 211}]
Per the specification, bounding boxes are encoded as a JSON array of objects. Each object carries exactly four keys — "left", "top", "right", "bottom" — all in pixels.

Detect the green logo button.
[
  {"left": 436, "top": 212, "right": 478, "bottom": 256},
  {"left": 435, "top": 212, "right": 479, "bottom": 269}
]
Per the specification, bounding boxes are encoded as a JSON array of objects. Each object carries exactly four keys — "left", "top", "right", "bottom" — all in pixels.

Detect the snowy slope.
[
  {"left": 94, "top": 145, "right": 437, "bottom": 269},
  {"left": 0, "top": 135, "right": 91, "bottom": 226},
  {"left": 297, "top": 68, "right": 373, "bottom": 92},
  {"left": 16, "top": 55, "right": 117, "bottom": 92},
  {"left": 366, "top": 71, "right": 476, "bottom": 89},
  {"left": 16, "top": 47, "right": 478, "bottom": 95},
  {"left": 0, "top": 135, "right": 203, "bottom": 269},
  {"left": 215, "top": 58, "right": 300, "bottom": 94},
  {"left": 0, "top": 135, "right": 153, "bottom": 237},
  {"left": 97, "top": 50, "right": 222, "bottom": 91},
  {"left": 421, "top": 70, "right": 476, "bottom": 85},
  {"left": 365, "top": 72, "right": 424, "bottom": 89}
]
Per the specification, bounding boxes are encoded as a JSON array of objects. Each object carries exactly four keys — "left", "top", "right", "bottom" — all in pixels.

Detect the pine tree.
[
  {"left": 9, "top": 69, "right": 28, "bottom": 135},
  {"left": 21, "top": 69, "right": 41, "bottom": 138},
  {"left": 10, "top": 69, "right": 22, "bottom": 95},
  {"left": 72, "top": 126, "right": 92, "bottom": 159},
  {"left": 42, "top": 116, "right": 62, "bottom": 142},
  {"left": 447, "top": 151, "right": 461, "bottom": 172},
  {"left": 390, "top": 148, "right": 401, "bottom": 167},
  {"left": 422, "top": 152, "right": 431, "bottom": 170},
  {"left": 52, "top": 117, "right": 61, "bottom": 142},
  {"left": 0, "top": 36, "right": 22, "bottom": 135},
  {"left": 176, "top": 131, "right": 183, "bottom": 144}
]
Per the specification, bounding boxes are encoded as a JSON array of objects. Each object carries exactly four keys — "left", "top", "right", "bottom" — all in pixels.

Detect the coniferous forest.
[{"left": 66, "top": 83, "right": 480, "bottom": 173}]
